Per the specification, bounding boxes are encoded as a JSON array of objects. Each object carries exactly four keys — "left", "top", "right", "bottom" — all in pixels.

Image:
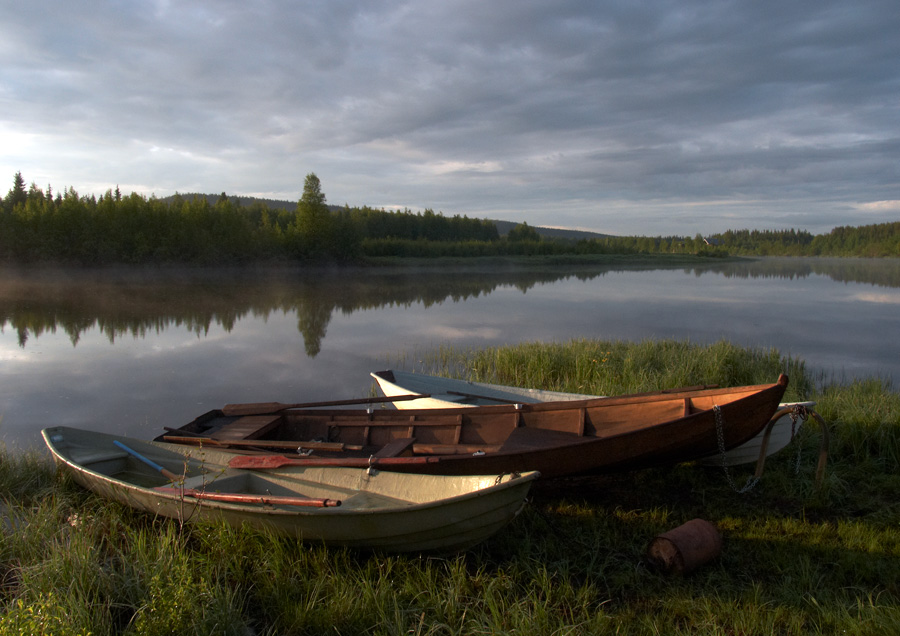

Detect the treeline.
[
  {"left": 709, "top": 227, "right": 900, "bottom": 257},
  {"left": 0, "top": 172, "right": 500, "bottom": 264},
  {"left": 2, "top": 171, "right": 898, "bottom": 264}
]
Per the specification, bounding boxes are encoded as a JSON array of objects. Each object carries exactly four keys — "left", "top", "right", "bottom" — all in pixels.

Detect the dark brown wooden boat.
[{"left": 158, "top": 375, "right": 789, "bottom": 478}]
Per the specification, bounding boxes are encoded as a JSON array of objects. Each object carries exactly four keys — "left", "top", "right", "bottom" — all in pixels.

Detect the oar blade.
[{"left": 228, "top": 454, "right": 297, "bottom": 469}]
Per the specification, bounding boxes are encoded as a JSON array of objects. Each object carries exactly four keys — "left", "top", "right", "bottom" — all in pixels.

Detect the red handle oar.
[
  {"left": 221, "top": 393, "right": 429, "bottom": 417},
  {"left": 227, "top": 454, "right": 437, "bottom": 470},
  {"left": 154, "top": 487, "right": 341, "bottom": 507}
]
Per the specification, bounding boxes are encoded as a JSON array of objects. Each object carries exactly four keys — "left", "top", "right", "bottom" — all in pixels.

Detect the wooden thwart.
[
  {"left": 373, "top": 437, "right": 416, "bottom": 458},
  {"left": 210, "top": 415, "right": 281, "bottom": 441},
  {"left": 499, "top": 427, "right": 593, "bottom": 452}
]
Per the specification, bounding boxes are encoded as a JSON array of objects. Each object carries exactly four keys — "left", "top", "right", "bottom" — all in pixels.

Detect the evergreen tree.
[
  {"left": 295, "top": 173, "right": 333, "bottom": 257},
  {"left": 4, "top": 171, "right": 27, "bottom": 211}
]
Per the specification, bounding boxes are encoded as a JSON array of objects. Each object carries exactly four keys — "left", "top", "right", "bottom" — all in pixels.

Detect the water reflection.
[
  {"left": 692, "top": 257, "right": 900, "bottom": 287},
  {"left": 2, "top": 257, "right": 898, "bottom": 451},
  {"left": 4, "top": 258, "right": 899, "bottom": 358},
  {"left": 0, "top": 263, "right": 656, "bottom": 356}
]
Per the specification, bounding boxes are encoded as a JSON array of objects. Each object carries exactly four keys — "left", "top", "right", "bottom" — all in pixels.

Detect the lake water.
[{"left": 2, "top": 257, "right": 898, "bottom": 452}]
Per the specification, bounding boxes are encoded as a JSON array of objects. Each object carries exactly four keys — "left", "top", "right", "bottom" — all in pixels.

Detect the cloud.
[
  {"left": 2, "top": 0, "right": 899, "bottom": 235},
  {"left": 855, "top": 200, "right": 900, "bottom": 212},
  {"left": 853, "top": 292, "right": 900, "bottom": 304}
]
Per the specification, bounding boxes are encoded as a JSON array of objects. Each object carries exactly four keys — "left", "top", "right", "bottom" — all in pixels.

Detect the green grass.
[
  {"left": 412, "top": 337, "right": 815, "bottom": 400},
  {"left": 2, "top": 339, "right": 898, "bottom": 635}
]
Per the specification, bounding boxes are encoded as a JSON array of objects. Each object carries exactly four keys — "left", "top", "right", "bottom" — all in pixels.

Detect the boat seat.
[
  {"left": 69, "top": 450, "right": 128, "bottom": 467},
  {"left": 373, "top": 437, "right": 416, "bottom": 458},
  {"left": 499, "top": 427, "right": 593, "bottom": 453},
  {"left": 210, "top": 415, "right": 282, "bottom": 441}
]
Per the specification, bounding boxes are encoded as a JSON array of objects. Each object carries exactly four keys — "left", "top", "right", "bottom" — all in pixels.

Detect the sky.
[{"left": 1, "top": 0, "right": 899, "bottom": 237}]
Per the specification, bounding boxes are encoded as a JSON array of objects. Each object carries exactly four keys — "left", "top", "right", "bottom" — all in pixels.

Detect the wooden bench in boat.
[
  {"left": 209, "top": 415, "right": 282, "bottom": 441},
  {"left": 319, "top": 414, "right": 465, "bottom": 448},
  {"left": 69, "top": 449, "right": 129, "bottom": 467},
  {"left": 499, "top": 427, "right": 594, "bottom": 453},
  {"left": 373, "top": 437, "right": 416, "bottom": 458}
]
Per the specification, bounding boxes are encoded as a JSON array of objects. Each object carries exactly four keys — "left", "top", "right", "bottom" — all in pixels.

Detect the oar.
[
  {"left": 113, "top": 440, "right": 181, "bottom": 481},
  {"left": 161, "top": 432, "right": 360, "bottom": 452},
  {"left": 221, "top": 393, "right": 429, "bottom": 417},
  {"left": 446, "top": 390, "right": 525, "bottom": 404},
  {"left": 227, "top": 454, "right": 438, "bottom": 470},
  {"left": 154, "top": 487, "right": 340, "bottom": 507}
]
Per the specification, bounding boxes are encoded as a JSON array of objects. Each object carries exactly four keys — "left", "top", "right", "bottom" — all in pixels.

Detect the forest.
[{"left": 2, "top": 171, "right": 898, "bottom": 264}]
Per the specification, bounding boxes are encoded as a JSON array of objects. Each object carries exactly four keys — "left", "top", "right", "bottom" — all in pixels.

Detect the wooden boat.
[
  {"left": 42, "top": 426, "right": 539, "bottom": 553},
  {"left": 158, "top": 375, "right": 789, "bottom": 478},
  {"left": 371, "top": 370, "right": 816, "bottom": 467}
]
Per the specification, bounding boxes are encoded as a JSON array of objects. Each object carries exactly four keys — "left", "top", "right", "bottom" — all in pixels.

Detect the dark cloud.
[{"left": 1, "top": 0, "right": 898, "bottom": 235}]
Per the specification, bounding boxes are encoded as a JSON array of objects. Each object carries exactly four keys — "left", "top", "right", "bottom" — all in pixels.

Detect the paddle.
[
  {"left": 160, "top": 431, "right": 360, "bottom": 452},
  {"left": 227, "top": 454, "right": 437, "bottom": 470},
  {"left": 154, "top": 487, "right": 341, "bottom": 507},
  {"left": 221, "top": 393, "right": 429, "bottom": 417},
  {"left": 113, "top": 440, "right": 181, "bottom": 481},
  {"left": 446, "top": 390, "right": 524, "bottom": 404}
]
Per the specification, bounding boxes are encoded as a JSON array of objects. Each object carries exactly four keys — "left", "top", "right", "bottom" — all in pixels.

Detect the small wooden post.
[{"left": 647, "top": 518, "right": 722, "bottom": 575}]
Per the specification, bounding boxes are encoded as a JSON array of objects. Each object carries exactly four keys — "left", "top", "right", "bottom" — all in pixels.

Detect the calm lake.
[{"left": 2, "top": 257, "right": 898, "bottom": 452}]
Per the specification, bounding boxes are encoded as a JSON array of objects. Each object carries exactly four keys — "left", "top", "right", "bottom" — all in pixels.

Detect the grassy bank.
[{"left": 2, "top": 340, "right": 899, "bottom": 635}]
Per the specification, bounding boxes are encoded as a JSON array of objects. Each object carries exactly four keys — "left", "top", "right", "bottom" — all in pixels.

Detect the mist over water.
[{"left": 2, "top": 258, "right": 898, "bottom": 451}]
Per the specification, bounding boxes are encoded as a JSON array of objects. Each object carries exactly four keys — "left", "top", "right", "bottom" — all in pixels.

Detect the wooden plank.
[
  {"left": 373, "top": 437, "right": 416, "bottom": 458},
  {"left": 412, "top": 443, "right": 502, "bottom": 455},
  {"left": 328, "top": 418, "right": 471, "bottom": 428},
  {"left": 499, "top": 427, "right": 594, "bottom": 453},
  {"left": 210, "top": 415, "right": 282, "bottom": 441},
  {"left": 520, "top": 408, "right": 583, "bottom": 434}
]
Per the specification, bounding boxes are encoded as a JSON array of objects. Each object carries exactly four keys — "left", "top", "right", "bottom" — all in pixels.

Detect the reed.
[
  {"left": 2, "top": 340, "right": 898, "bottom": 635},
  {"left": 416, "top": 338, "right": 813, "bottom": 401}
]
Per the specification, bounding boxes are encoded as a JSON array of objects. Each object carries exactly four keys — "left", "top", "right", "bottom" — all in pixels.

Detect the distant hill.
[
  {"left": 490, "top": 220, "right": 612, "bottom": 241},
  {"left": 159, "top": 193, "right": 611, "bottom": 240}
]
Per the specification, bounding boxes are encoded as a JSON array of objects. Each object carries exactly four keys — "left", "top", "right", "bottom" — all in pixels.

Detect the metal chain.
[
  {"left": 714, "top": 405, "right": 760, "bottom": 494},
  {"left": 790, "top": 405, "right": 809, "bottom": 474}
]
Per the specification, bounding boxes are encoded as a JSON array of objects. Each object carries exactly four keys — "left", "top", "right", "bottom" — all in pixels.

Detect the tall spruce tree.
[
  {"left": 4, "top": 171, "right": 27, "bottom": 211},
  {"left": 295, "top": 173, "right": 332, "bottom": 256}
]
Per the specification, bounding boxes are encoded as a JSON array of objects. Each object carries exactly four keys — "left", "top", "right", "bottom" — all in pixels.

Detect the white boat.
[
  {"left": 371, "top": 370, "right": 814, "bottom": 467},
  {"left": 42, "top": 426, "right": 539, "bottom": 553}
]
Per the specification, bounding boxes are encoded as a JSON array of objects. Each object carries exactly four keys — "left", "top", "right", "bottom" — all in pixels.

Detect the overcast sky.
[{"left": 2, "top": 1, "right": 898, "bottom": 236}]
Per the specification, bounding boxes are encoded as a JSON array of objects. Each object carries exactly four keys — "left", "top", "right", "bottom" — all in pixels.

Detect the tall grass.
[
  {"left": 412, "top": 338, "right": 813, "bottom": 401},
  {"left": 2, "top": 340, "right": 898, "bottom": 635}
]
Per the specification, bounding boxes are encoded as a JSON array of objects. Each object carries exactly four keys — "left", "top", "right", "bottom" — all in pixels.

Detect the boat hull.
[
  {"left": 162, "top": 376, "right": 789, "bottom": 478},
  {"left": 372, "top": 370, "right": 812, "bottom": 467},
  {"left": 42, "top": 426, "right": 538, "bottom": 553}
]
